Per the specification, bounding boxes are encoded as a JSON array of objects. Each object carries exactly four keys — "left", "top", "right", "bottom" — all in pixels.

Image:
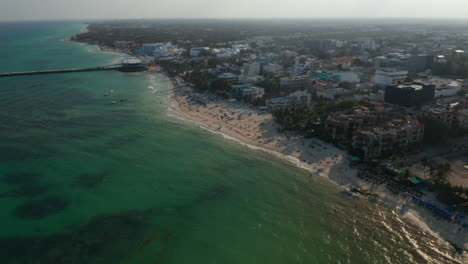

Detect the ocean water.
[{"left": 0, "top": 21, "right": 461, "bottom": 263}]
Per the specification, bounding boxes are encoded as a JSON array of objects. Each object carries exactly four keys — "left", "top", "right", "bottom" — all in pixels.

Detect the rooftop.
[
  {"left": 122, "top": 58, "right": 143, "bottom": 64},
  {"left": 376, "top": 68, "right": 408, "bottom": 75},
  {"left": 396, "top": 84, "right": 424, "bottom": 90}
]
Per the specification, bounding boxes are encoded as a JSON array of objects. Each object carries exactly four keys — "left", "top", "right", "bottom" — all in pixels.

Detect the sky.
[{"left": 1, "top": 0, "right": 468, "bottom": 21}]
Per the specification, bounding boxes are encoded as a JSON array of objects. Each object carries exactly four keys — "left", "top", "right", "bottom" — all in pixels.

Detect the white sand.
[{"left": 167, "top": 79, "right": 468, "bottom": 254}]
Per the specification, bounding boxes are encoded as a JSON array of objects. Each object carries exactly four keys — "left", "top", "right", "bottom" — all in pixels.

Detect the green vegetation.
[
  {"left": 272, "top": 106, "right": 317, "bottom": 133},
  {"left": 207, "top": 57, "right": 221, "bottom": 68},
  {"left": 185, "top": 71, "right": 211, "bottom": 89},
  {"left": 428, "top": 162, "right": 451, "bottom": 185},
  {"left": 458, "top": 89, "right": 467, "bottom": 97},
  {"left": 313, "top": 100, "right": 374, "bottom": 120},
  {"left": 184, "top": 71, "right": 234, "bottom": 95},
  {"left": 208, "top": 79, "right": 231, "bottom": 94},
  {"left": 431, "top": 54, "right": 468, "bottom": 78},
  {"left": 258, "top": 77, "right": 281, "bottom": 98},
  {"left": 421, "top": 116, "right": 449, "bottom": 145},
  {"left": 420, "top": 160, "right": 468, "bottom": 210},
  {"left": 421, "top": 115, "right": 467, "bottom": 145},
  {"left": 272, "top": 100, "right": 372, "bottom": 137},
  {"left": 435, "top": 182, "right": 468, "bottom": 211}
]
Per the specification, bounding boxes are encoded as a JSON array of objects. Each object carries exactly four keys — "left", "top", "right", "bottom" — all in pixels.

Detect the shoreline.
[
  {"left": 165, "top": 78, "right": 467, "bottom": 256},
  {"left": 68, "top": 31, "right": 467, "bottom": 259}
]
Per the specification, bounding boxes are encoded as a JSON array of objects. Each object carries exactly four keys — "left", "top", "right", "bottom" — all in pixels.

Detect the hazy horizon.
[{"left": 2, "top": 0, "right": 468, "bottom": 22}]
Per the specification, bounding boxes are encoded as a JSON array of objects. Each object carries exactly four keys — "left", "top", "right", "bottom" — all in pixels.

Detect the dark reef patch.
[
  {"left": 0, "top": 184, "right": 48, "bottom": 199},
  {"left": 13, "top": 196, "right": 69, "bottom": 219},
  {"left": 0, "top": 146, "right": 43, "bottom": 162},
  {"left": 105, "top": 133, "right": 142, "bottom": 147},
  {"left": 1, "top": 172, "right": 41, "bottom": 185},
  {"left": 177, "top": 184, "right": 231, "bottom": 217},
  {"left": 194, "top": 184, "right": 230, "bottom": 204},
  {"left": 72, "top": 171, "right": 112, "bottom": 189},
  {"left": 0, "top": 209, "right": 153, "bottom": 264},
  {"left": 0, "top": 136, "right": 63, "bottom": 162}
]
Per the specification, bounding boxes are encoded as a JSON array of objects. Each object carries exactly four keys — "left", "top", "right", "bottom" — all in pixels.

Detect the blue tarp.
[{"left": 412, "top": 196, "right": 454, "bottom": 218}]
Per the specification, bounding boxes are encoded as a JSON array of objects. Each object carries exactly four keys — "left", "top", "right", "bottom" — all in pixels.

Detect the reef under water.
[
  {"left": 71, "top": 170, "right": 112, "bottom": 189},
  {"left": 1, "top": 172, "right": 41, "bottom": 185},
  {"left": 0, "top": 209, "right": 156, "bottom": 264},
  {"left": 0, "top": 184, "right": 48, "bottom": 199},
  {"left": 13, "top": 196, "right": 70, "bottom": 220}
]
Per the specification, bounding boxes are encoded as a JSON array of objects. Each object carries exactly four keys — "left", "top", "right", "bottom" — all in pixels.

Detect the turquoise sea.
[{"left": 0, "top": 21, "right": 460, "bottom": 263}]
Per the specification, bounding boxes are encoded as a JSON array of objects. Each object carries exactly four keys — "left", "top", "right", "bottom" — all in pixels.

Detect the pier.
[
  {"left": 0, "top": 59, "right": 147, "bottom": 78},
  {"left": 0, "top": 65, "right": 122, "bottom": 77}
]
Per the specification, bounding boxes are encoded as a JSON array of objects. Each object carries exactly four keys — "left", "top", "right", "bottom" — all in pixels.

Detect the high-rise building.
[
  {"left": 375, "top": 68, "right": 408, "bottom": 86},
  {"left": 280, "top": 76, "right": 309, "bottom": 90},
  {"left": 303, "top": 39, "right": 333, "bottom": 50},
  {"left": 384, "top": 83, "right": 435, "bottom": 107},
  {"left": 407, "top": 54, "right": 433, "bottom": 74},
  {"left": 242, "top": 62, "right": 261, "bottom": 77}
]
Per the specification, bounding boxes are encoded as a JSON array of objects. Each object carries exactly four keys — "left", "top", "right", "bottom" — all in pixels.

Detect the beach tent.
[{"left": 408, "top": 177, "right": 424, "bottom": 185}]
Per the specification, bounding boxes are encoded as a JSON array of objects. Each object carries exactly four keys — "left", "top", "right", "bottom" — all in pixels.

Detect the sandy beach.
[{"left": 167, "top": 80, "right": 468, "bottom": 257}]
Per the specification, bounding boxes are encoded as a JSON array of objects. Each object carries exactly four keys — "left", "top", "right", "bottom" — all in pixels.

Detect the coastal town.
[{"left": 74, "top": 20, "right": 468, "bottom": 252}]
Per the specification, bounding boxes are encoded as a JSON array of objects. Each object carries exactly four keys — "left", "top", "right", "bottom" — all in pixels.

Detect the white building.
[
  {"left": 190, "top": 47, "right": 209, "bottom": 57},
  {"left": 266, "top": 91, "right": 312, "bottom": 110},
  {"left": 289, "top": 90, "right": 312, "bottom": 107},
  {"left": 333, "top": 71, "right": 360, "bottom": 82},
  {"left": 292, "top": 58, "right": 316, "bottom": 75},
  {"left": 359, "top": 39, "right": 377, "bottom": 50},
  {"left": 434, "top": 55, "right": 447, "bottom": 64},
  {"left": 231, "top": 44, "right": 250, "bottom": 51},
  {"left": 239, "top": 75, "right": 264, "bottom": 84},
  {"left": 317, "top": 88, "right": 353, "bottom": 100},
  {"left": 242, "top": 87, "right": 265, "bottom": 98},
  {"left": 280, "top": 76, "right": 309, "bottom": 90},
  {"left": 266, "top": 97, "right": 290, "bottom": 110},
  {"left": 375, "top": 69, "right": 408, "bottom": 86},
  {"left": 263, "top": 63, "right": 283, "bottom": 74},
  {"left": 212, "top": 48, "right": 240, "bottom": 58},
  {"left": 215, "top": 63, "right": 240, "bottom": 74},
  {"left": 293, "top": 58, "right": 304, "bottom": 75},
  {"left": 333, "top": 40, "right": 345, "bottom": 48},
  {"left": 454, "top": 50, "right": 465, "bottom": 56},
  {"left": 282, "top": 50, "right": 297, "bottom": 59},
  {"left": 436, "top": 81, "right": 461, "bottom": 98},
  {"left": 155, "top": 47, "right": 185, "bottom": 59},
  {"left": 138, "top": 43, "right": 174, "bottom": 56},
  {"left": 232, "top": 85, "right": 264, "bottom": 99},
  {"left": 218, "top": 72, "right": 239, "bottom": 82},
  {"left": 304, "top": 59, "right": 315, "bottom": 69},
  {"left": 416, "top": 78, "right": 462, "bottom": 98},
  {"left": 242, "top": 62, "right": 261, "bottom": 77}
]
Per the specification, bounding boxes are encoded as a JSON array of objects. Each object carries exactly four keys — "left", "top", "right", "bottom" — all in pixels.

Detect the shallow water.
[{"left": 0, "top": 21, "right": 461, "bottom": 263}]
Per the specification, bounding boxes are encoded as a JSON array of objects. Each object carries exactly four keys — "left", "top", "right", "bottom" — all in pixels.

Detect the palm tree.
[
  {"left": 421, "top": 158, "right": 428, "bottom": 178},
  {"left": 433, "top": 163, "right": 451, "bottom": 184},
  {"left": 429, "top": 165, "right": 435, "bottom": 181}
]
